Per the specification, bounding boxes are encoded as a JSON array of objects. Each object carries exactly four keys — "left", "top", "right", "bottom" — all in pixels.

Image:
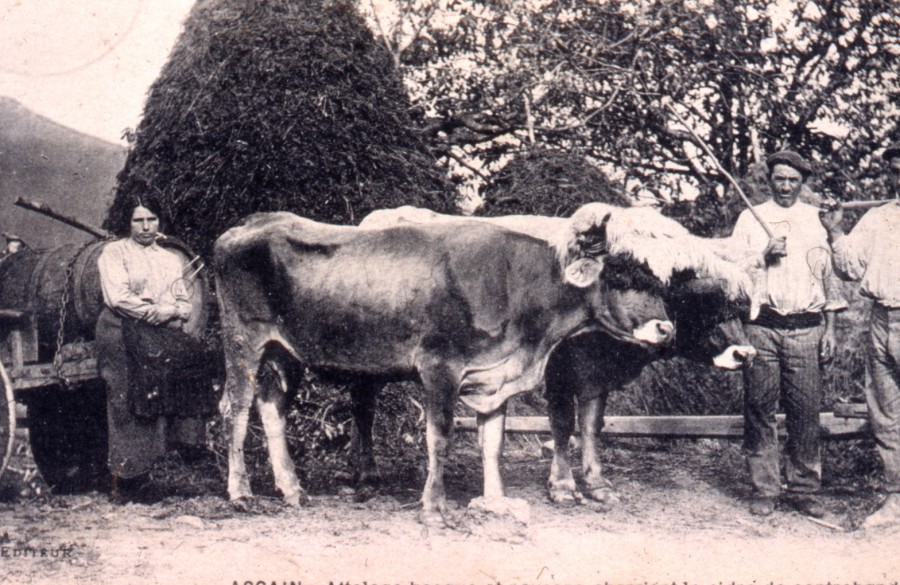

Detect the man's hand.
[
  {"left": 818, "top": 199, "right": 844, "bottom": 238},
  {"left": 174, "top": 301, "right": 192, "bottom": 321},
  {"left": 763, "top": 236, "right": 787, "bottom": 264},
  {"left": 819, "top": 325, "right": 836, "bottom": 364},
  {"left": 144, "top": 303, "right": 177, "bottom": 326}
]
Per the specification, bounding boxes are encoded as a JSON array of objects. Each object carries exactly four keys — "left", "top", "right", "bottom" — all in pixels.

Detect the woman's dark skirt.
[{"left": 95, "top": 309, "right": 217, "bottom": 480}]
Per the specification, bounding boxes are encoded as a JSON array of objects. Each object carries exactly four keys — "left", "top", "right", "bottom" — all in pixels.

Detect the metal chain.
[{"left": 52, "top": 241, "right": 97, "bottom": 387}]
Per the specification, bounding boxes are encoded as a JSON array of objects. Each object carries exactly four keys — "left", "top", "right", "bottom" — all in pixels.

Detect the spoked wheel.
[
  {"left": 25, "top": 381, "right": 109, "bottom": 493},
  {"left": 0, "top": 360, "right": 16, "bottom": 484}
]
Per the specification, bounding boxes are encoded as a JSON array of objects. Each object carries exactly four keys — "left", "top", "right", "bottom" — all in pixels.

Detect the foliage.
[
  {"left": 107, "top": 0, "right": 454, "bottom": 257},
  {"left": 608, "top": 358, "right": 744, "bottom": 416},
  {"left": 364, "top": 0, "right": 899, "bottom": 208},
  {"left": 823, "top": 290, "right": 870, "bottom": 406}
]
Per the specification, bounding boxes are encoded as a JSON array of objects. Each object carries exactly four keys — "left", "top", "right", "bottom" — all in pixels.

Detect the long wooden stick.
[
  {"left": 803, "top": 516, "right": 844, "bottom": 532},
  {"left": 15, "top": 197, "right": 110, "bottom": 239},
  {"left": 665, "top": 103, "right": 774, "bottom": 238},
  {"left": 185, "top": 263, "right": 205, "bottom": 283},
  {"left": 840, "top": 199, "right": 894, "bottom": 210}
]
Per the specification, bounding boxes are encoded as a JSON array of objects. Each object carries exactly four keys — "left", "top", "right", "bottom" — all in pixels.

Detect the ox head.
[
  {"left": 666, "top": 274, "right": 757, "bottom": 370},
  {"left": 560, "top": 212, "right": 674, "bottom": 347},
  {"left": 556, "top": 203, "right": 756, "bottom": 353}
]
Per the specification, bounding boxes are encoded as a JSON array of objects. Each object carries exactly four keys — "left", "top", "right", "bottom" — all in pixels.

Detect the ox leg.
[
  {"left": 546, "top": 387, "right": 580, "bottom": 506},
  {"left": 477, "top": 402, "right": 507, "bottom": 499},
  {"left": 223, "top": 337, "right": 258, "bottom": 503},
  {"left": 255, "top": 363, "right": 305, "bottom": 506},
  {"left": 227, "top": 394, "right": 254, "bottom": 502},
  {"left": 349, "top": 382, "right": 381, "bottom": 493},
  {"left": 418, "top": 366, "right": 457, "bottom": 526},
  {"left": 579, "top": 394, "right": 619, "bottom": 506}
]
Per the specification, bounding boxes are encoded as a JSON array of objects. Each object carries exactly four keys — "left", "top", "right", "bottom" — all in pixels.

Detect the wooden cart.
[{"left": 0, "top": 309, "right": 104, "bottom": 488}]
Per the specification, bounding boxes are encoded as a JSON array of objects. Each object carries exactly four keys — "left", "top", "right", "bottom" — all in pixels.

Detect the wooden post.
[{"left": 840, "top": 199, "right": 895, "bottom": 210}]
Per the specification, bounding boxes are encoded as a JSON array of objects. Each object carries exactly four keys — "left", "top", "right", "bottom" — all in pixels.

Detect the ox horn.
[{"left": 572, "top": 211, "right": 612, "bottom": 258}]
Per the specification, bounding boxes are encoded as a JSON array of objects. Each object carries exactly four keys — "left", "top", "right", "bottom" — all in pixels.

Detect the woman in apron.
[{"left": 96, "top": 195, "right": 214, "bottom": 502}]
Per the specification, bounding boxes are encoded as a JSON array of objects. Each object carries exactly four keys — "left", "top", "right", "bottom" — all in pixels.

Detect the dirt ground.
[{"left": 1, "top": 436, "right": 898, "bottom": 585}]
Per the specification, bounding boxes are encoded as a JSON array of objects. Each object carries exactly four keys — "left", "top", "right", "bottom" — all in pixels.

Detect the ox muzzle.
[
  {"left": 632, "top": 319, "right": 675, "bottom": 347},
  {"left": 712, "top": 344, "right": 757, "bottom": 370}
]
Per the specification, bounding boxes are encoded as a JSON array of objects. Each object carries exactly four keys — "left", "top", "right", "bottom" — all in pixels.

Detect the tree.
[
  {"left": 360, "top": 1, "right": 891, "bottom": 421},
  {"left": 108, "top": 0, "right": 454, "bottom": 256},
  {"left": 364, "top": 0, "right": 899, "bottom": 213}
]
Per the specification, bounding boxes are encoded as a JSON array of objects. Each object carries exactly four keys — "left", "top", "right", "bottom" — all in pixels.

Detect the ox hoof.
[
  {"left": 466, "top": 497, "right": 530, "bottom": 543},
  {"left": 353, "top": 483, "right": 378, "bottom": 503},
  {"left": 586, "top": 486, "right": 620, "bottom": 508},
  {"left": 548, "top": 488, "right": 583, "bottom": 507},
  {"left": 350, "top": 470, "right": 382, "bottom": 503},
  {"left": 418, "top": 508, "right": 458, "bottom": 529},
  {"left": 283, "top": 490, "right": 308, "bottom": 507},
  {"left": 229, "top": 496, "right": 256, "bottom": 513}
]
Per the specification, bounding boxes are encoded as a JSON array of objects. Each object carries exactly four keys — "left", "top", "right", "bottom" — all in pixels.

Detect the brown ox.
[
  {"left": 213, "top": 212, "right": 672, "bottom": 524},
  {"left": 359, "top": 205, "right": 756, "bottom": 505}
]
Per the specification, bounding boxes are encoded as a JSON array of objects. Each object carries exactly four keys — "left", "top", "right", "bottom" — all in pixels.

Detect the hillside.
[{"left": 0, "top": 97, "right": 126, "bottom": 249}]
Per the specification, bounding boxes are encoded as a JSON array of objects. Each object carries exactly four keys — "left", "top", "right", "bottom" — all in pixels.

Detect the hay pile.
[
  {"left": 107, "top": 0, "right": 453, "bottom": 256},
  {"left": 478, "top": 148, "right": 630, "bottom": 217}
]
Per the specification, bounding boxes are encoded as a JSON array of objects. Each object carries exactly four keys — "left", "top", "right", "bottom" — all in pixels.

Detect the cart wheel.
[
  {"left": 0, "top": 360, "right": 16, "bottom": 484},
  {"left": 25, "top": 381, "right": 108, "bottom": 493}
]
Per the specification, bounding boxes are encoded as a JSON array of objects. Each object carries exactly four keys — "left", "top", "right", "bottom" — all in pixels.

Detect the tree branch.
[{"left": 443, "top": 149, "right": 490, "bottom": 180}]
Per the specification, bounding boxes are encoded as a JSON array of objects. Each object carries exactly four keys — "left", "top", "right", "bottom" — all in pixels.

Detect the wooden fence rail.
[{"left": 454, "top": 406, "right": 870, "bottom": 440}]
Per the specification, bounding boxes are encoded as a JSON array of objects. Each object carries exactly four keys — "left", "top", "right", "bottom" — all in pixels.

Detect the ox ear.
[{"left": 564, "top": 257, "right": 604, "bottom": 288}]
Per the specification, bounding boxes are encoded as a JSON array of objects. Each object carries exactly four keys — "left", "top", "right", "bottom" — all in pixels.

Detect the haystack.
[
  {"left": 107, "top": 0, "right": 453, "bottom": 256},
  {"left": 478, "top": 148, "right": 630, "bottom": 217}
]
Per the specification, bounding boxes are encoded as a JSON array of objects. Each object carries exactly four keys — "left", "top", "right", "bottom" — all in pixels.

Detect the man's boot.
[
  {"left": 863, "top": 493, "right": 900, "bottom": 530},
  {"left": 749, "top": 495, "right": 776, "bottom": 517},
  {"left": 784, "top": 494, "right": 827, "bottom": 518}
]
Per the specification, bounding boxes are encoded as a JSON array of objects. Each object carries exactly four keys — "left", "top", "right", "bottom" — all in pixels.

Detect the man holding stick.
[
  {"left": 820, "top": 142, "right": 900, "bottom": 529},
  {"left": 731, "top": 150, "right": 847, "bottom": 517}
]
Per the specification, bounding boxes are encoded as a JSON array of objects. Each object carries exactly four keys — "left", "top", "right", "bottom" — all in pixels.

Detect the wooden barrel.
[
  {"left": 0, "top": 238, "right": 209, "bottom": 362},
  {"left": 0, "top": 244, "right": 90, "bottom": 361}
]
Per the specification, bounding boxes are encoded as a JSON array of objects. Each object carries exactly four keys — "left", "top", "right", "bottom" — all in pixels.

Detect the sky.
[
  {"left": 0, "top": 0, "right": 197, "bottom": 145},
  {"left": 0, "top": 0, "right": 820, "bottom": 151}
]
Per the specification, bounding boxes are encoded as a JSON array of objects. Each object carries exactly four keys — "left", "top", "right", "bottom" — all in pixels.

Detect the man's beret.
[
  {"left": 882, "top": 142, "right": 900, "bottom": 162},
  {"left": 766, "top": 150, "right": 813, "bottom": 177}
]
